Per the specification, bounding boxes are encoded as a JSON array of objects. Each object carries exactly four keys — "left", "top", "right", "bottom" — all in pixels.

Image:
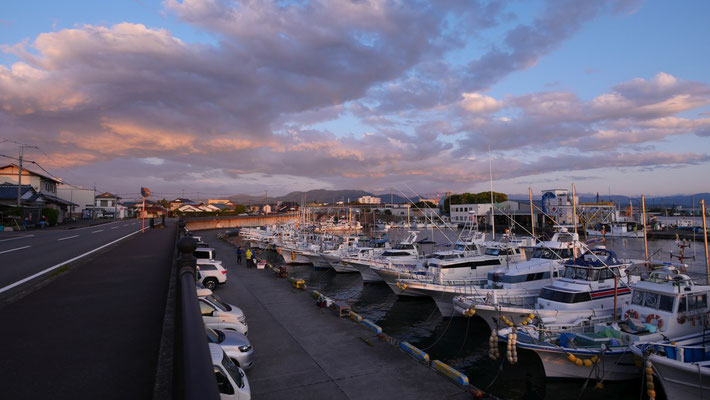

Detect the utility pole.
[{"left": 16, "top": 144, "right": 38, "bottom": 208}]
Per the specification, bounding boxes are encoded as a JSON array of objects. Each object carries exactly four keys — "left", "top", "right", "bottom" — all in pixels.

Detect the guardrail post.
[
  {"left": 178, "top": 218, "right": 186, "bottom": 239},
  {"left": 175, "top": 236, "right": 219, "bottom": 400}
]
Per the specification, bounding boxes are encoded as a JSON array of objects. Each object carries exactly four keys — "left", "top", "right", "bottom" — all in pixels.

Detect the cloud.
[{"left": 0, "top": 1, "right": 707, "bottom": 196}]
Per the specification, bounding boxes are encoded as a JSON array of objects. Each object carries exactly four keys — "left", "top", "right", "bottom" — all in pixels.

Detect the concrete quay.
[{"left": 202, "top": 230, "right": 472, "bottom": 400}]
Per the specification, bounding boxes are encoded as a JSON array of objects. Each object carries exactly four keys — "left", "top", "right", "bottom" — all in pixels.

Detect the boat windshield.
[
  {"left": 631, "top": 290, "right": 677, "bottom": 312},
  {"left": 381, "top": 250, "right": 413, "bottom": 257},
  {"left": 563, "top": 267, "right": 597, "bottom": 281},
  {"left": 531, "top": 248, "right": 573, "bottom": 260},
  {"left": 497, "top": 271, "right": 553, "bottom": 283},
  {"left": 539, "top": 288, "right": 591, "bottom": 303}
]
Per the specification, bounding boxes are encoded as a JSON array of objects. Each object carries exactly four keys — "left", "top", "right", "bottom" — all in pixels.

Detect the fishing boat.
[
  {"left": 470, "top": 248, "right": 638, "bottom": 331},
  {"left": 395, "top": 238, "right": 529, "bottom": 310},
  {"left": 630, "top": 331, "right": 710, "bottom": 399},
  {"left": 502, "top": 264, "right": 710, "bottom": 380},
  {"left": 341, "top": 231, "right": 420, "bottom": 282},
  {"left": 587, "top": 221, "right": 642, "bottom": 238},
  {"left": 371, "top": 227, "right": 488, "bottom": 297}
]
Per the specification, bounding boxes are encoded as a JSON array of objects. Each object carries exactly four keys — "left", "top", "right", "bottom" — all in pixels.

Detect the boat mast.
[
  {"left": 572, "top": 183, "right": 578, "bottom": 238},
  {"left": 702, "top": 199, "right": 709, "bottom": 283},
  {"left": 529, "top": 187, "right": 535, "bottom": 240},
  {"left": 642, "top": 195, "right": 649, "bottom": 273},
  {"left": 489, "top": 151, "right": 495, "bottom": 238}
]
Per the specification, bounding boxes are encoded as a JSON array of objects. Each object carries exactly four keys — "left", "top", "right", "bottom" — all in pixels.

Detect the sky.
[{"left": 1, "top": 0, "right": 709, "bottom": 200}]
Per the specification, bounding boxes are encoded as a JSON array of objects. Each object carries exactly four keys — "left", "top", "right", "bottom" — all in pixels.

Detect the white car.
[
  {"left": 201, "top": 302, "right": 248, "bottom": 336},
  {"left": 209, "top": 343, "right": 251, "bottom": 400},
  {"left": 197, "top": 289, "right": 246, "bottom": 325},
  {"left": 197, "top": 259, "right": 227, "bottom": 290},
  {"left": 207, "top": 327, "right": 254, "bottom": 370},
  {"left": 194, "top": 247, "right": 218, "bottom": 261}
]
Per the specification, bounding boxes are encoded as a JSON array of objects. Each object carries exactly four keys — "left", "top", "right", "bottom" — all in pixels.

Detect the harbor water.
[{"left": 250, "top": 228, "right": 707, "bottom": 399}]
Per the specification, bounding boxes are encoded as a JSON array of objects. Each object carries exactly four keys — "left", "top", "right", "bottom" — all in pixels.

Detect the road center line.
[
  {"left": 111, "top": 226, "right": 119, "bottom": 229},
  {"left": 0, "top": 245, "right": 31, "bottom": 255},
  {"left": 0, "top": 235, "right": 35, "bottom": 243},
  {"left": 0, "top": 228, "right": 148, "bottom": 295},
  {"left": 58, "top": 235, "right": 79, "bottom": 241},
  {"left": 91, "top": 230, "right": 104, "bottom": 233}
]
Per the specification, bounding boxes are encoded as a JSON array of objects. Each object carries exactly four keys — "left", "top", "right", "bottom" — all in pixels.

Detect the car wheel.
[{"left": 203, "top": 278, "right": 217, "bottom": 290}]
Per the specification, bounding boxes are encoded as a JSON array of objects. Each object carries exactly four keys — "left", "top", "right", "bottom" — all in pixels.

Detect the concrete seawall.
[{"left": 185, "top": 213, "right": 297, "bottom": 231}]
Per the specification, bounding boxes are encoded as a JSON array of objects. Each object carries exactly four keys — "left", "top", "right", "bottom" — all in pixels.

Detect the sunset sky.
[{"left": 1, "top": 0, "right": 709, "bottom": 200}]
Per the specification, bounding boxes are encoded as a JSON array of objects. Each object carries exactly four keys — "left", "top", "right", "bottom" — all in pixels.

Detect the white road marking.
[
  {"left": 0, "top": 245, "right": 31, "bottom": 255},
  {"left": 0, "top": 228, "right": 148, "bottom": 295},
  {"left": 91, "top": 230, "right": 104, "bottom": 233},
  {"left": 58, "top": 235, "right": 79, "bottom": 241},
  {"left": 0, "top": 235, "right": 35, "bottom": 243},
  {"left": 111, "top": 226, "right": 119, "bottom": 229}
]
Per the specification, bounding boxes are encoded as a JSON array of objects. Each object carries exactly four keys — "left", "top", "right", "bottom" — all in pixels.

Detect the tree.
[
  {"left": 444, "top": 191, "right": 508, "bottom": 214},
  {"left": 414, "top": 201, "right": 437, "bottom": 208}
]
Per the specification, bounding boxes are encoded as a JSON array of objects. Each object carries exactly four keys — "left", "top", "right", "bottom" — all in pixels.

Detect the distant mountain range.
[
  {"left": 224, "top": 189, "right": 710, "bottom": 208},
  {"left": 227, "top": 189, "right": 414, "bottom": 204}
]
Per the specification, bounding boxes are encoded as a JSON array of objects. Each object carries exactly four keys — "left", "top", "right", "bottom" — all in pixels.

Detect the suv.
[
  {"left": 209, "top": 343, "right": 251, "bottom": 399},
  {"left": 197, "top": 259, "right": 227, "bottom": 290},
  {"left": 194, "top": 247, "right": 217, "bottom": 261},
  {"left": 207, "top": 327, "right": 254, "bottom": 370}
]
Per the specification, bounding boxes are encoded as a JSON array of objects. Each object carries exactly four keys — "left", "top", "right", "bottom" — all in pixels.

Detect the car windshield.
[
  {"left": 208, "top": 295, "right": 231, "bottom": 311},
  {"left": 221, "top": 353, "right": 244, "bottom": 388},
  {"left": 206, "top": 328, "right": 225, "bottom": 344}
]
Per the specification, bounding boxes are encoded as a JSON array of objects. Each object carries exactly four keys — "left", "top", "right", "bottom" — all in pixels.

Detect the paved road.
[
  {"left": 0, "top": 221, "right": 175, "bottom": 399},
  {"left": 0, "top": 219, "right": 152, "bottom": 294}
]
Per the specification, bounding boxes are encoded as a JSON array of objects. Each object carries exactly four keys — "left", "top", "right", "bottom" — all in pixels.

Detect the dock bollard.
[
  {"left": 431, "top": 360, "right": 469, "bottom": 386},
  {"left": 400, "top": 342, "right": 430, "bottom": 364},
  {"left": 349, "top": 311, "right": 363, "bottom": 322},
  {"left": 360, "top": 319, "right": 383, "bottom": 335}
]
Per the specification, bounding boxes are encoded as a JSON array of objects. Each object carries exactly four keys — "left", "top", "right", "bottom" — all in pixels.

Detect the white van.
[{"left": 209, "top": 343, "right": 251, "bottom": 399}]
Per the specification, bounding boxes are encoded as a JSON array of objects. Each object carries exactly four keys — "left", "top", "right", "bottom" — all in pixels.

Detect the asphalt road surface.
[
  {"left": 0, "top": 221, "right": 175, "bottom": 399},
  {"left": 0, "top": 219, "right": 152, "bottom": 295}
]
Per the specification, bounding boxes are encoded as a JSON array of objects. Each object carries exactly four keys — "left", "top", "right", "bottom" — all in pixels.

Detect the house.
[
  {"left": 134, "top": 200, "right": 167, "bottom": 218},
  {"left": 0, "top": 164, "right": 75, "bottom": 223},
  {"left": 357, "top": 195, "right": 381, "bottom": 205},
  {"left": 169, "top": 198, "right": 196, "bottom": 211}
]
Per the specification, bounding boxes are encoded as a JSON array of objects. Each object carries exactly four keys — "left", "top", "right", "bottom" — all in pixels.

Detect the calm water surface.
[{"left": 254, "top": 228, "right": 708, "bottom": 399}]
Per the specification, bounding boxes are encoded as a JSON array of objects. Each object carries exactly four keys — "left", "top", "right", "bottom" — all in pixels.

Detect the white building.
[
  {"left": 450, "top": 203, "right": 492, "bottom": 224},
  {"left": 57, "top": 184, "right": 95, "bottom": 217},
  {"left": 541, "top": 189, "right": 578, "bottom": 226},
  {"left": 358, "top": 195, "right": 381, "bottom": 205}
]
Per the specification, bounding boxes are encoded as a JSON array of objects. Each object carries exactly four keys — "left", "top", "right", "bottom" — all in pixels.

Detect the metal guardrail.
[{"left": 174, "top": 221, "right": 220, "bottom": 400}]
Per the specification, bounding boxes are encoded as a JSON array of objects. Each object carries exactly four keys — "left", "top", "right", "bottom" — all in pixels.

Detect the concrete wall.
[
  {"left": 57, "top": 185, "right": 95, "bottom": 215},
  {"left": 185, "top": 213, "right": 298, "bottom": 231}
]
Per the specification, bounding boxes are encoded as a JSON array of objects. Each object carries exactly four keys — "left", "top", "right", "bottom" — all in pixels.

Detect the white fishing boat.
[
  {"left": 371, "top": 227, "right": 488, "bottom": 297},
  {"left": 630, "top": 331, "right": 710, "bottom": 399},
  {"left": 587, "top": 221, "right": 642, "bottom": 238},
  {"left": 394, "top": 239, "right": 528, "bottom": 309},
  {"left": 342, "top": 231, "right": 420, "bottom": 282},
  {"left": 503, "top": 265, "right": 710, "bottom": 380},
  {"left": 470, "top": 248, "right": 638, "bottom": 331}
]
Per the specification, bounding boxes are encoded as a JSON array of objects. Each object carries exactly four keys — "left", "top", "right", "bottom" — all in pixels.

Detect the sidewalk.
[
  {"left": 0, "top": 222, "right": 176, "bottom": 399},
  {"left": 202, "top": 230, "right": 471, "bottom": 400}
]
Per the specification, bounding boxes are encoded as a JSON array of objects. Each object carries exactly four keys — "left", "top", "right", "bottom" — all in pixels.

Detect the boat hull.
[
  {"left": 371, "top": 268, "right": 425, "bottom": 297},
  {"left": 343, "top": 260, "right": 384, "bottom": 282},
  {"left": 649, "top": 353, "right": 710, "bottom": 399},
  {"left": 523, "top": 344, "right": 638, "bottom": 380},
  {"left": 304, "top": 253, "right": 332, "bottom": 270}
]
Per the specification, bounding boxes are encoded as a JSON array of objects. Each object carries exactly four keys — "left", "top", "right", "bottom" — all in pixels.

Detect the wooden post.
[
  {"left": 702, "top": 200, "right": 709, "bottom": 283},
  {"left": 642, "top": 195, "right": 649, "bottom": 272},
  {"left": 613, "top": 274, "right": 618, "bottom": 321},
  {"left": 529, "top": 187, "right": 535, "bottom": 239},
  {"left": 572, "top": 183, "right": 578, "bottom": 237}
]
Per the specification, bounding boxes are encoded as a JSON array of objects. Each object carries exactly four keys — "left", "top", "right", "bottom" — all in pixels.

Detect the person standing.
[
  {"left": 245, "top": 248, "right": 253, "bottom": 268},
  {"left": 236, "top": 246, "right": 243, "bottom": 264}
]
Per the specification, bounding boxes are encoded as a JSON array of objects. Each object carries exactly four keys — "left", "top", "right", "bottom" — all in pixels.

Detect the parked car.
[
  {"left": 206, "top": 327, "right": 254, "bottom": 370},
  {"left": 202, "top": 300, "right": 248, "bottom": 336},
  {"left": 196, "top": 260, "right": 227, "bottom": 290},
  {"left": 209, "top": 343, "right": 251, "bottom": 400},
  {"left": 197, "top": 289, "right": 246, "bottom": 325},
  {"left": 194, "top": 247, "right": 218, "bottom": 260}
]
